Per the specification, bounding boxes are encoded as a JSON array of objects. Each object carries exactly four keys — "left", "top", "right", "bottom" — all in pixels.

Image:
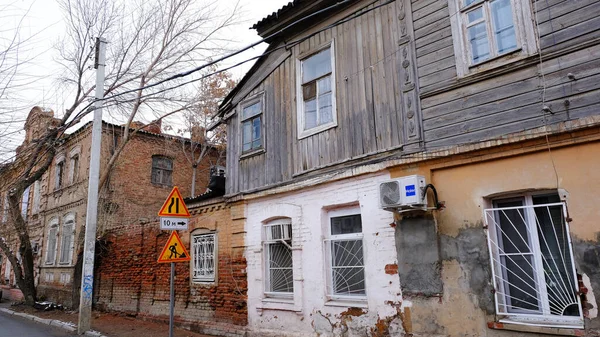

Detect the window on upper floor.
[
  {"left": 240, "top": 94, "right": 263, "bottom": 154},
  {"left": 264, "top": 218, "right": 294, "bottom": 298},
  {"left": 21, "top": 186, "right": 30, "bottom": 220},
  {"left": 2, "top": 194, "right": 9, "bottom": 223},
  {"left": 45, "top": 220, "right": 59, "bottom": 265},
  {"left": 191, "top": 231, "right": 217, "bottom": 283},
  {"left": 151, "top": 155, "right": 173, "bottom": 186},
  {"left": 484, "top": 192, "right": 583, "bottom": 328},
  {"left": 32, "top": 180, "right": 41, "bottom": 214},
  {"left": 325, "top": 208, "right": 366, "bottom": 300},
  {"left": 297, "top": 43, "right": 337, "bottom": 138},
  {"left": 448, "top": 0, "right": 537, "bottom": 77},
  {"left": 69, "top": 153, "right": 80, "bottom": 184},
  {"left": 55, "top": 160, "right": 65, "bottom": 190},
  {"left": 59, "top": 214, "right": 75, "bottom": 265}
]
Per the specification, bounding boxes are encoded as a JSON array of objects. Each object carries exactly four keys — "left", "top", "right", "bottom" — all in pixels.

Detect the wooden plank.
[
  {"left": 537, "top": 1, "right": 600, "bottom": 38},
  {"left": 414, "top": 18, "right": 452, "bottom": 43},
  {"left": 350, "top": 16, "right": 364, "bottom": 157},
  {"left": 390, "top": 1, "right": 404, "bottom": 147},
  {"left": 413, "top": 0, "right": 448, "bottom": 21},
  {"left": 417, "top": 45, "right": 455, "bottom": 68},
  {"left": 417, "top": 55, "right": 455, "bottom": 77},
  {"left": 412, "top": 0, "right": 439, "bottom": 12},
  {"left": 369, "top": 3, "right": 388, "bottom": 151},
  {"left": 376, "top": 3, "right": 394, "bottom": 150},
  {"left": 533, "top": 0, "right": 568, "bottom": 12},
  {"left": 536, "top": 0, "right": 593, "bottom": 24},
  {"left": 416, "top": 30, "right": 453, "bottom": 58},
  {"left": 413, "top": 4, "right": 449, "bottom": 32}
]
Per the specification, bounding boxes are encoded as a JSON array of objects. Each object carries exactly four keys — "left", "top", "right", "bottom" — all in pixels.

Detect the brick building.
[{"left": 0, "top": 106, "right": 220, "bottom": 309}]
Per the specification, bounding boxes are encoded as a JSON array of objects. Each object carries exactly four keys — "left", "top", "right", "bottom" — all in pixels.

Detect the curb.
[{"left": 0, "top": 307, "right": 106, "bottom": 336}]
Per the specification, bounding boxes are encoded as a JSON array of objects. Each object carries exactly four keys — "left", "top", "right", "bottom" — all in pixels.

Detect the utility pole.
[{"left": 78, "top": 37, "right": 106, "bottom": 335}]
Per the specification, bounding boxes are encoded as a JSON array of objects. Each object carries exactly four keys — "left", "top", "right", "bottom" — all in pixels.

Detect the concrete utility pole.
[{"left": 78, "top": 37, "right": 106, "bottom": 335}]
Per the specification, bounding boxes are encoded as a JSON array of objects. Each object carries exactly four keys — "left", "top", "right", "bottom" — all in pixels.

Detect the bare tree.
[
  {"left": 177, "top": 66, "right": 235, "bottom": 197},
  {"left": 0, "top": 0, "right": 239, "bottom": 306}
]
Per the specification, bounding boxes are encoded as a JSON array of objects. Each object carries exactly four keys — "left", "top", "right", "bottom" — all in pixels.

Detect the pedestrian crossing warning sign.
[
  {"left": 157, "top": 231, "right": 191, "bottom": 263},
  {"left": 158, "top": 186, "right": 191, "bottom": 217}
]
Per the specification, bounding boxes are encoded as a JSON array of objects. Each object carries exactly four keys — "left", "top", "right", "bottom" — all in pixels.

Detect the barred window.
[
  {"left": 264, "top": 219, "right": 293, "bottom": 297},
  {"left": 192, "top": 233, "right": 216, "bottom": 282},
  {"left": 151, "top": 156, "right": 173, "bottom": 185}
]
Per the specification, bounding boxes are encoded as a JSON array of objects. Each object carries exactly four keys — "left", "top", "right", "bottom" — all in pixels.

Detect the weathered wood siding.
[
  {"left": 226, "top": 1, "right": 420, "bottom": 195},
  {"left": 414, "top": 0, "right": 600, "bottom": 149}
]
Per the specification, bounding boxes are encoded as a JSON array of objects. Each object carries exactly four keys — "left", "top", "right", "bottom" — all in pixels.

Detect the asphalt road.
[{"left": 0, "top": 310, "right": 76, "bottom": 337}]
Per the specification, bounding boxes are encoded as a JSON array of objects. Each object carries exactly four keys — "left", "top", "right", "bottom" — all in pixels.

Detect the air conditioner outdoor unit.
[{"left": 379, "top": 175, "right": 427, "bottom": 209}]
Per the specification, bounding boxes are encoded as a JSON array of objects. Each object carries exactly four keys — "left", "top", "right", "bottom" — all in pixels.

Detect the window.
[
  {"left": 151, "top": 156, "right": 173, "bottom": 185},
  {"left": 449, "top": 0, "right": 537, "bottom": 77},
  {"left": 60, "top": 272, "right": 71, "bottom": 284},
  {"left": 21, "top": 186, "right": 30, "bottom": 220},
  {"left": 325, "top": 209, "right": 365, "bottom": 299},
  {"left": 59, "top": 215, "right": 75, "bottom": 265},
  {"left": 69, "top": 154, "right": 79, "bottom": 184},
  {"left": 32, "top": 180, "right": 41, "bottom": 214},
  {"left": 240, "top": 95, "right": 263, "bottom": 153},
  {"left": 55, "top": 160, "right": 65, "bottom": 190},
  {"left": 2, "top": 194, "right": 8, "bottom": 223},
  {"left": 191, "top": 232, "right": 217, "bottom": 283},
  {"left": 297, "top": 43, "right": 336, "bottom": 138},
  {"left": 45, "top": 272, "right": 54, "bottom": 283},
  {"left": 210, "top": 165, "right": 226, "bottom": 177},
  {"left": 484, "top": 193, "right": 583, "bottom": 327},
  {"left": 264, "top": 219, "right": 294, "bottom": 297},
  {"left": 45, "top": 221, "right": 59, "bottom": 265}
]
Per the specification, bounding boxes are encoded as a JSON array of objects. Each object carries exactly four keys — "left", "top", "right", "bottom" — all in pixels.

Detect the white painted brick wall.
[{"left": 245, "top": 171, "right": 402, "bottom": 336}]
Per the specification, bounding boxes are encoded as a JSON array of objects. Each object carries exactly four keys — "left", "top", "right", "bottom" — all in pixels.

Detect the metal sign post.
[{"left": 169, "top": 262, "right": 175, "bottom": 337}]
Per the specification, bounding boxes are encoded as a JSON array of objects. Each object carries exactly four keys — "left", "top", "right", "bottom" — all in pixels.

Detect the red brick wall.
[{"left": 95, "top": 200, "right": 247, "bottom": 336}]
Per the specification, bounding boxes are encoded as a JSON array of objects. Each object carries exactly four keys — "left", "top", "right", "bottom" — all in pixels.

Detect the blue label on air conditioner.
[{"left": 405, "top": 184, "right": 416, "bottom": 197}]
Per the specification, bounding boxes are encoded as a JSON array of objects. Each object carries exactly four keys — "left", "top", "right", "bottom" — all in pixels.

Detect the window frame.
[
  {"left": 55, "top": 158, "right": 65, "bottom": 190},
  {"left": 58, "top": 214, "right": 75, "bottom": 265},
  {"left": 448, "top": 0, "right": 537, "bottom": 77},
  {"left": 484, "top": 191, "right": 583, "bottom": 328},
  {"left": 151, "top": 155, "right": 174, "bottom": 186},
  {"left": 45, "top": 219, "right": 59, "bottom": 265},
  {"left": 324, "top": 207, "right": 366, "bottom": 301},
  {"left": 69, "top": 152, "right": 80, "bottom": 184},
  {"left": 239, "top": 92, "right": 265, "bottom": 156},
  {"left": 296, "top": 41, "right": 337, "bottom": 139},
  {"left": 263, "top": 218, "right": 294, "bottom": 299},
  {"left": 191, "top": 231, "right": 217, "bottom": 283}
]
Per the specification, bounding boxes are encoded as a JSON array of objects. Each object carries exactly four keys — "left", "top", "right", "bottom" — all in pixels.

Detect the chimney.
[
  {"left": 191, "top": 125, "right": 206, "bottom": 144},
  {"left": 145, "top": 119, "right": 162, "bottom": 134}
]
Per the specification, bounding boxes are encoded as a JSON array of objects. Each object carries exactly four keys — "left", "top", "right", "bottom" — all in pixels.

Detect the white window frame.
[
  {"left": 2, "top": 194, "right": 8, "bottom": 223},
  {"left": 21, "top": 186, "right": 30, "bottom": 220},
  {"left": 263, "top": 218, "right": 294, "bottom": 299},
  {"left": 45, "top": 219, "right": 59, "bottom": 265},
  {"left": 324, "top": 207, "right": 366, "bottom": 301},
  {"left": 59, "top": 214, "right": 75, "bottom": 265},
  {"left": 191, "top": 231, "right": 217, "bottom": 283},
  {"left": 448, "top": 0, "right": 537, "bottom": 77},
  {"left": 239, "top": 93, "right": 264, "bottom": 156},
  {"left": 296, "top": 41, "right": 337, "bottom": 139},
  {"left": 484, "top": 192, "right": 583, "bottom": 328}
]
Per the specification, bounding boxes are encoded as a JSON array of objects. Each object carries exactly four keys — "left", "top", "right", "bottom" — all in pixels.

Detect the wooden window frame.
[
  {"left": 151, "top": 155, "right": 174, "bottom": 186},
  {"left": 55, "top": 157, "right": 65, "bottom": 190},
  {"left": 448, "top": 0, "right": 537, "bottom": 77},
  {"left": 45, "top": 219, "right": 59, "bottom": 265},
  {"left": 296, "top": 41, "right": 337, "bottom": 139},
  {"left": 239, "top": 92, "right": 265, "bottom": 157},
  {"left": 59, "top": 214, "right": 75, "bottom": 265}
]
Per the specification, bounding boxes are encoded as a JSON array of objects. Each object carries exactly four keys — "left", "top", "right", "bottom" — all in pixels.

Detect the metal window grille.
[
  {"left": 264, "top": 221, "right": 293, "bottom": 296},
  {"left": 326, "top": 213, "right": 366, "bottom": 299},
  {"left": 59, "top": 221, "right": 74, "bottom": 264},
  {"left": 192, "top": 233, "right": 216, "bottom": 282},
  {"left": 484, "top": 198, "right": 583, "bottom": 328}
]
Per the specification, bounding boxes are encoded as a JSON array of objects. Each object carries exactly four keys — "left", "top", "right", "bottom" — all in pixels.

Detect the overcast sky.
[{"left": 1, "top": 0, "right": 289, "bottom": 157}]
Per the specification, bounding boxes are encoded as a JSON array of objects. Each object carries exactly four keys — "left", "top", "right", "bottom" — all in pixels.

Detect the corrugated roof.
[{"left": 251, "top": 0, "right": 298, "bottom": 30}]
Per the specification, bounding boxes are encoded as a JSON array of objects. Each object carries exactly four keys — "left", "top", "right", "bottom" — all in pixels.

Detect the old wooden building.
[{"left": 213, "top": 0, "right": 600, "bottom": 336}]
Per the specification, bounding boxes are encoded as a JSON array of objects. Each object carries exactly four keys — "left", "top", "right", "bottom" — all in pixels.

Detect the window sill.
[
  {"left": 488, "top": 321, "right": 585, "bottom": 336},
  {"left": 257, "top": 297, "right": 301, "bottom": 313},
  {"left": 239, "top": 148, "right": 265, "bottom": 160},
  {"left": 324, "top": 298, "right": 368, "bottom": 309},
  {"left": 151, "top": 183, "right": 173, "bottom": 188},
  {"left": 297, "top": 122, "right": 337, "bottom": 140}
]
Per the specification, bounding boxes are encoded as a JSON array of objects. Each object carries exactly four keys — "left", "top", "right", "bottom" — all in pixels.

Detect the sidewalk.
[{"left": 0, "top": 300, "right": 217, "bottom": 337}]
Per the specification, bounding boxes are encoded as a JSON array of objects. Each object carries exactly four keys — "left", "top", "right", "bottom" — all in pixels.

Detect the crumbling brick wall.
[{"left": 95, "top": 199, "right": 247, "bottom": 336}]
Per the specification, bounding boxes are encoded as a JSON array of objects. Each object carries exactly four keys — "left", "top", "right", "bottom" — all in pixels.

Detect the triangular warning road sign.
[
  {"left": 158, "top": 186, "right": 191, "bottom": 217},
  {"left": 158, "top": 231, "right": 191, "bottom": 263}
]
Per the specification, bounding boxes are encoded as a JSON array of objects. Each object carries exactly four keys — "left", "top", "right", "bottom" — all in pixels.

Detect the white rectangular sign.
[{"left": 160, "top": 217, "right": 189, "bottom": 230}]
